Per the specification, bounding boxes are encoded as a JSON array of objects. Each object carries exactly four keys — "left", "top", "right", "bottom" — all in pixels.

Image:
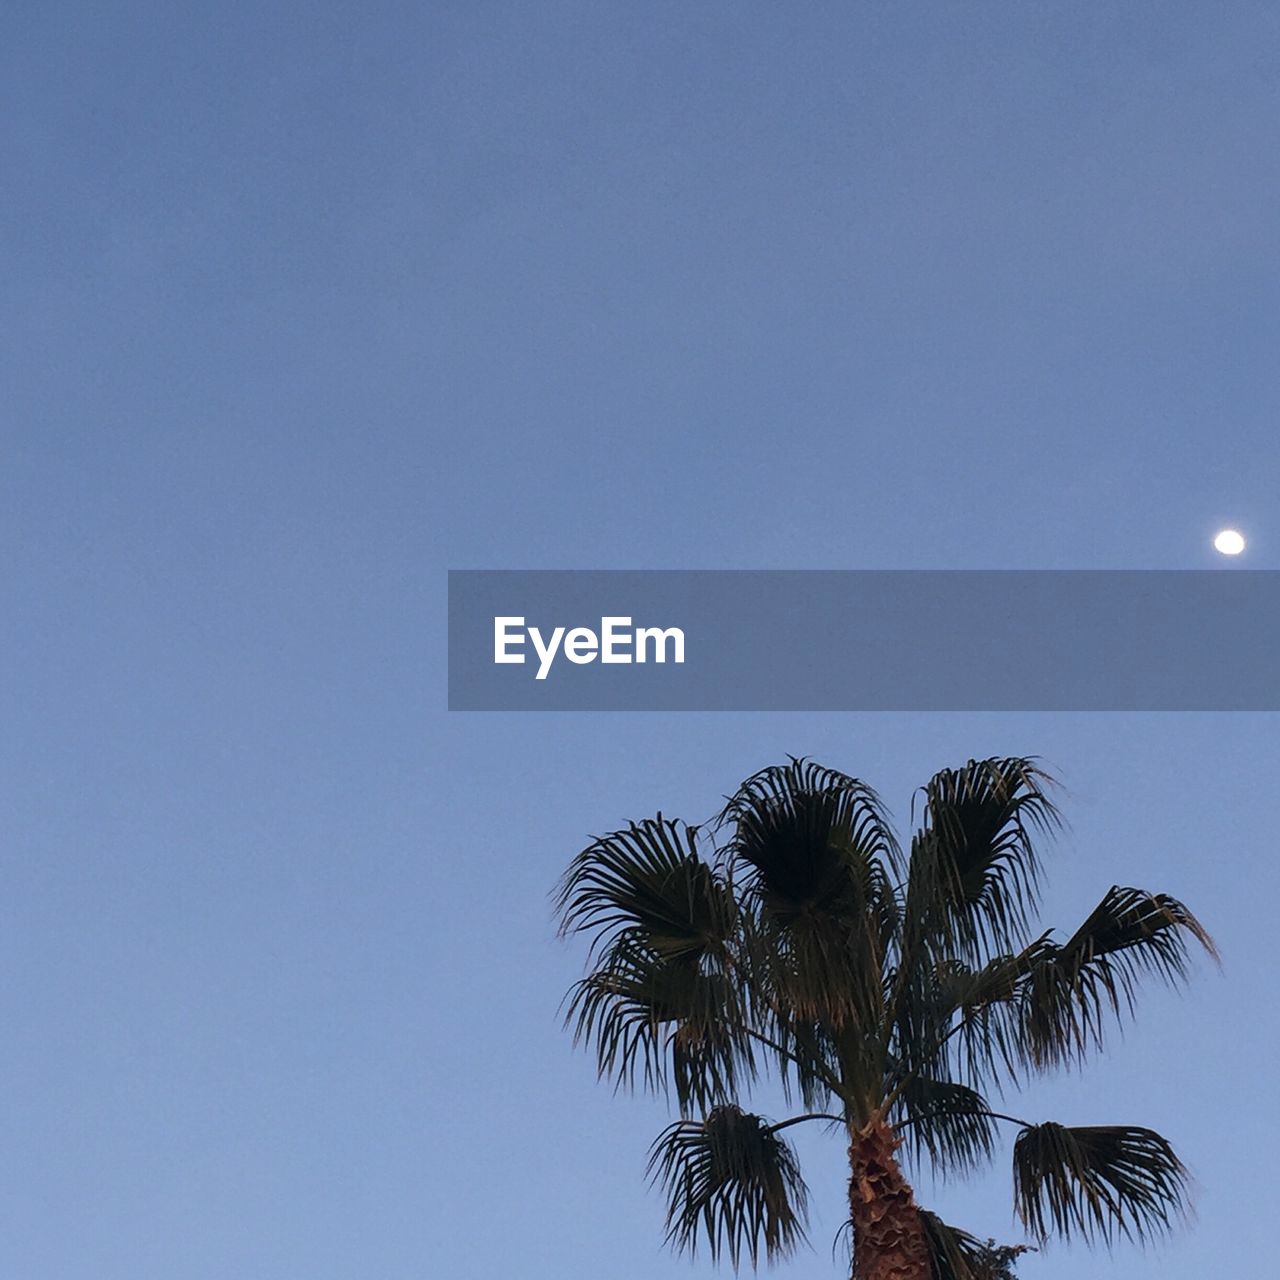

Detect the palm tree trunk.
[{"left": 847, "top": 1119, "right": 931, "bottom": 1280}]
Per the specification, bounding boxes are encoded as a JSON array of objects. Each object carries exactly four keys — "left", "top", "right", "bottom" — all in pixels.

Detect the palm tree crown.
[{"left": 554, "top": 757, "right": 1215, "bottom": 1280}]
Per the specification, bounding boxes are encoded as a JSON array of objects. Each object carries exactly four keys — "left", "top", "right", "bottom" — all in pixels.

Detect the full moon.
[{"left": 1214, "top": 529, "right": 1246, "bottom": 556}]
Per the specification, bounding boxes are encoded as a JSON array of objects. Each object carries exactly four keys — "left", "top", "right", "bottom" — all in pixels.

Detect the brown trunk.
[{"left": 847, "top": 1119, "right": 931, "bottom": 1280}]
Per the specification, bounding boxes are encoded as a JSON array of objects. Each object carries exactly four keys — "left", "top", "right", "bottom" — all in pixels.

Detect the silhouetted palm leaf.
[
  {"left": 719, "top": 759, "right": 901, "bottom": 1035},
  {"left": 893, "top": 1077, "right": 999, "bottom": 1176},
  {"left": 941, "top": 884, "right": 1215, "bottom": 1079},
  {"left": 648, "top": 1105, "right": 809, "bottom": 1266},
  {"left": 1020, "top": 886, "right": 1216, "bottom": 1067},
  {"left": 563, "top": 933, "right": 751, "bottom": 1109},
  {"left": 554, "top": 816, "right": 734, "bottom": 963},
  {"left": 1013, "top": 1123, "right": 1190, "bottom": 1244},
  {"left": 718, "top": 758, "right": 903, "bottom": 907},
  {"left": 905, "top": 758, "right": 1059, "bottom": 966}
]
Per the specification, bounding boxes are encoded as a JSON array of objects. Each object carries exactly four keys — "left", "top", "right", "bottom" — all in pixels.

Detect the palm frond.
[
  {"left": 943, "top": 937, "right": 1055, "bottom": 1084},
  {"left": 886, "top": 955, "right": 979, "bottom": 1090},
  {"left": 1013, "top": 1122, "right": 1190, "bottom": 1244},
  {"left": 893, "top": 1078, "right": 999, "bottom": 1176},
  {"left": 563, "top": 934, "right": 751, "bottom": 1109},
  {"left": 648, "top": 1105, "right": 809, "bottom": 1266},
  {"left": 554, "top": 816, "right": 734, "bottom": 963},
  {"left": 719, "top": 759, "right": 902, "bottom": 1034},
  {"left": 717, "top": 757, "right": 903, "bottom": 906},
  {"left": 905, "top": 758, "right": 1060, "bottom": 965},
  {"left": 1021, "top": 886, "right": 1216, "bottom": 1067}
]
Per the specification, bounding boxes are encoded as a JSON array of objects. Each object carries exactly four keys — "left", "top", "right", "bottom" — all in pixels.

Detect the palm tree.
[{"left": 554, "top": 758, "right": 1215, "bottom": 1280}]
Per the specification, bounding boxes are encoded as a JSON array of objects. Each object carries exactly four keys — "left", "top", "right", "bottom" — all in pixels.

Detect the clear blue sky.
[{"left": 3, "top": 3, "right": 1276, "bottom": 1276}]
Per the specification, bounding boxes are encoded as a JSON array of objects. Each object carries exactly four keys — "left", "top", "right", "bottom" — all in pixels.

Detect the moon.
[{"left": 1213, "top": 529, "right": 1246, "bottom": 556}]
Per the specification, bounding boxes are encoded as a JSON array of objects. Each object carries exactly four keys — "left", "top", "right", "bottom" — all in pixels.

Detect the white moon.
[{"left": 1213, "top": 529, "right": 1246, "bottom": 555}]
